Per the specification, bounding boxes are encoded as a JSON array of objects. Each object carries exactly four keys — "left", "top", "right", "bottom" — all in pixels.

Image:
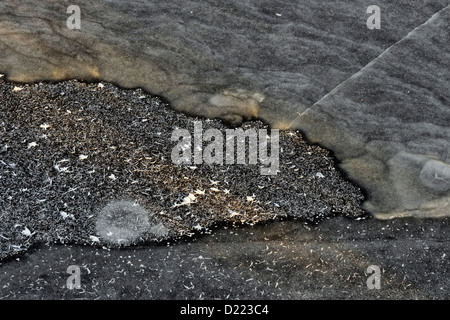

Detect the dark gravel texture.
[{"left": 0, "top": 76, "right": 366, "bottom": 261}]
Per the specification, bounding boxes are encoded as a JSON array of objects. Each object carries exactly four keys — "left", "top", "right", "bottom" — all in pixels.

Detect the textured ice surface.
[
  {"left": 0, "top": 0, "right": 447, "bottom": 125},
  {"left": 291, "top": 6, "right": 450, "bottom": 218}
]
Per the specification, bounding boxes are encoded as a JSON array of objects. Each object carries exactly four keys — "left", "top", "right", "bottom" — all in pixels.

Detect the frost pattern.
[{"left": 96, "top": 201, "right": 151, "bottom": 245}]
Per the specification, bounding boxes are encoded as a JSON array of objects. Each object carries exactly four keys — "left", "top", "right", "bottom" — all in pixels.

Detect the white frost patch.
[
  {"left": 89, "top": 235, "right": 100, "bottom": 243},
  {"left": 315, "top": 172, "right": 325, "bottom": 178},
  {"left": 174, "top": 193, "right": 196, "bottom": 207},
  {"left": 27, "top": 142, "right": 38, "bottom": 149},
  {"left": 54, "top": 164, "right": 70, "bottom": 173},
  {"left": 420, "top": 159, "right": 450, "bottom": 192},
  {"left": 108, "top": 174, "right": 117, "bottom": 180},
  {"left": 21, "top": 227, "right": 32, "bottom": 237},
  {"left": 40, "top": 123, "right": 51, "bottom": 130},
  {"left": 13, "top": 86, "right": 23, "bottom": 92},
  {"left": 79, "top": 154, "right": 88, "bottom": 160},
  {"left": 228, "top": 209, "right": 240, "bottom": 217},
  {"left": 60, "top": 211, "right": 75, "bottom": 220},
  {"left": 96, "top": 201, "right": 151, "bottom": 245}
]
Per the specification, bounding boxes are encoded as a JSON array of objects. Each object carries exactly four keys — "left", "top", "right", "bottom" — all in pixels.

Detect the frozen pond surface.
[{"left": 0, "top": 0, "right": 449, "bottom": 217}]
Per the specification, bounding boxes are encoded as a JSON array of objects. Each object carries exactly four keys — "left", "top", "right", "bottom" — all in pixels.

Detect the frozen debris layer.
[
  {"left": 0, "top": 77, "right": 367, "bottom": 261},
  {"left": 95, "top": 201, "right": 151, "bottom": 246}
]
